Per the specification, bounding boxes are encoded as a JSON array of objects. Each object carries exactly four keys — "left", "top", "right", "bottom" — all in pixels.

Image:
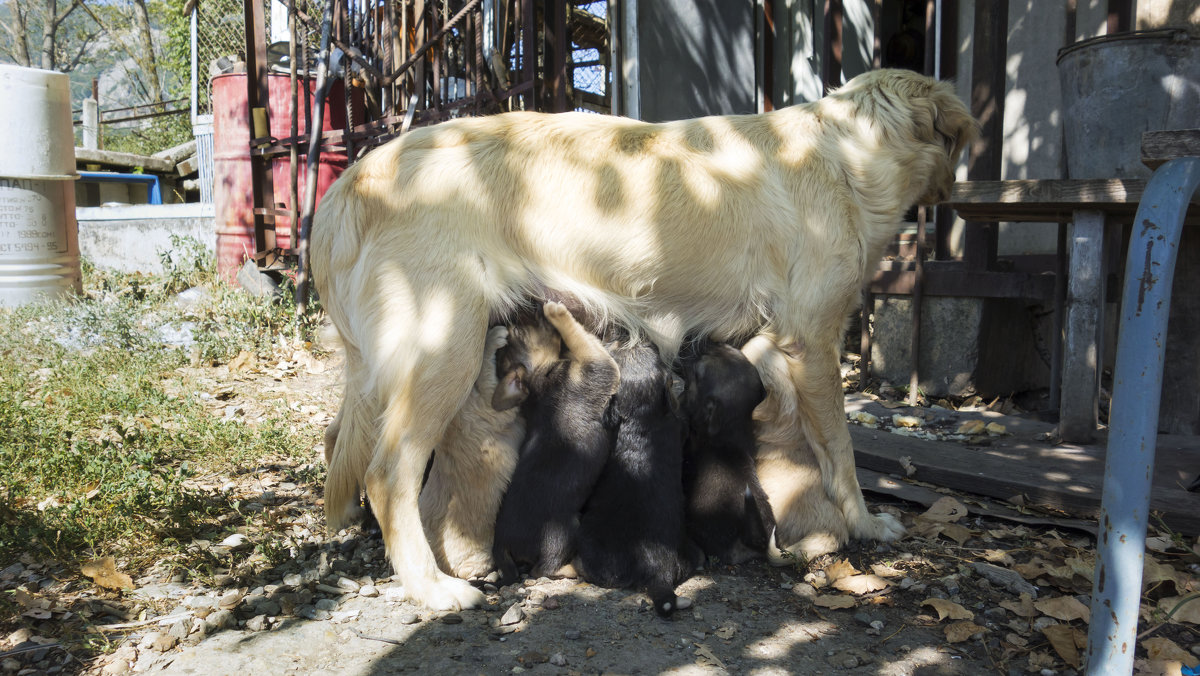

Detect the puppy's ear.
[
  {"left": 702, "top": 399, "right": 720, "bottom": 437},
  {"left": 492, "top": 366, "right": 529, "bottom": 411},
  {"left": 665, "top": 373, "right": 685, "bottom": 415}
]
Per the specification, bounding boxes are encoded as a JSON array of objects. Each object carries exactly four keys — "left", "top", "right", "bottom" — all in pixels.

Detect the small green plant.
[{"left": 0, "top": 253, "right": 321, "bottom": 574}]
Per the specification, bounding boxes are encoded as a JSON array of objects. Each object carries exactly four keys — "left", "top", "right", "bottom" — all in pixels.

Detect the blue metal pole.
[{"left": 1085, "top": 157, "right": 1200, "bottom": 675}]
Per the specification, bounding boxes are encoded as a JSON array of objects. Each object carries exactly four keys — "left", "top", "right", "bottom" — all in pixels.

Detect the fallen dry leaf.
[
  {"left": 939, "top": 522, "right": 974, "bottom": 545},
  {"left": 921, "top": 598, "right": 974, "bottom": 622},
  {"left": 1000, "top": 592, "right": 1038, "bottom": 618},
  {"left": 1035, "top": 596, "right": 1090, "bottom": 623},
  {"left": 1041, "top": 623, "right": 1085, "bottom": 669},
  {"left": 944, "top": 621, "right": 986, "bottom": 643},
  {"left": 228, "top": 350, "right": 257, "bottom": 372},
  {"left": 81, "top": 557, "right": 133, "bottom": 590},
  {"left": 813, "top": 594, "right": 856, "bottom": 609},
  {"left": 871, "top": 563, "right": 905, "bottom": 578},
  {"left": 982, "top": 549, "right": 1015, "bottom": 566},
  {"left": 1156, "top": 595, "right": 1200, "bottom": 625},
  {"left": 920, "top": 497, "right": 968, "bottom": 523},
  {"left": 693, "top": 644, "right": 726, "bottom": 670},
  {"left": 823, "top": 559, "right": 860, "bottom": 584},
  {"left": 1004, "top": 633, "right": 1029, "bottom": 648},
  {"left": 1144, "top": 558, "right": 1181, "bottom": 592},
  {"left": 832, "top": 574, "right": 891, "bottom": 595},
  {"left": 956, "top": 419, "right": 986, "bottom": 435},
  {"left": 1143, "top": 637, "right": 1198, "bottom": 667}
]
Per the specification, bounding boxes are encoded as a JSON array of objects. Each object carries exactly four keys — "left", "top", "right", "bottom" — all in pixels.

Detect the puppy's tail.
[{"left": 649, "top": 583, "right": 679, "bottom": 618}]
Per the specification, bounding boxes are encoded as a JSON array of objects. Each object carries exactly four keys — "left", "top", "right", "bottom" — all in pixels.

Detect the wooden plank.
[
  {"left": 848, "top": 426, "right": 1200, "bottom": 535},
  {"left": 74, "top": 147, "right": 174, "bottom": 174},
  {"left": 869, "top": 268, "right": 1056, "bottom": 299},
  {"left": 1059, "top": 209, "right": 1105, "bottom": 443},
  {"left": 1142, "top": 129, "right": 1200, "bottom": 170},
  {"left": 945, "top": 178, "right": 1200, "bottom": 223}
]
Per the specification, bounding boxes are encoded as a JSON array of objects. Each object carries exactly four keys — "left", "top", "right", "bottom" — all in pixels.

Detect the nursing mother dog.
[{"left": 311, "top": 68, "right": 979, "bottom": 611}]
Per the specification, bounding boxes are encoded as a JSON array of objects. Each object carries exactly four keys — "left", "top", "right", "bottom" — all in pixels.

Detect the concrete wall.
[{"left": 76, "top": 203, "right": 215, "bottom": 274}]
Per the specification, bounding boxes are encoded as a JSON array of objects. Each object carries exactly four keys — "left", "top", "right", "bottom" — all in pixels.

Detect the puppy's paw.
[
  {"left": 409, "top": 575, "right": 487, "bottom": 611},
  {"left": 856, "top": 512, "right": 905, "bottom": 542},
  {"left": 542, "top": 301, "right": 569, "bottom": 322},
  {"left": 485, "top": 325, "right": 509, "bottom": 354}
]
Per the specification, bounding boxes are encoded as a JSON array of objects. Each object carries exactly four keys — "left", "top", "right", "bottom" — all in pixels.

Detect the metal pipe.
[
  {"left": 1084, "top": 156, "right": 1200, "bottom": 675},
  {"left": 295, "top": 0, "right": 337, "bottom": 318}
]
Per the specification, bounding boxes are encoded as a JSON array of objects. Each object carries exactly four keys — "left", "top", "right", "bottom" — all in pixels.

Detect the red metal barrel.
[{"left": 211, "top": 73, "right": 354, "bottom": 282}]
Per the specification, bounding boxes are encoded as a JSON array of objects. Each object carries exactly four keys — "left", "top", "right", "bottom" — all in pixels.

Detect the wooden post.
[{"left": 1059, "top": 209, "right": 1105, "bottom": 442}]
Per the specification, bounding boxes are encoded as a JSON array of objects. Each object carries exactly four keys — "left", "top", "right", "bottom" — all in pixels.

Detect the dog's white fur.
[
  {"left": 419, "top": 325, "right": 525, "bottom": 579},
  {"left": 311, "top": 68, "right": 978, "bottom": 610}
]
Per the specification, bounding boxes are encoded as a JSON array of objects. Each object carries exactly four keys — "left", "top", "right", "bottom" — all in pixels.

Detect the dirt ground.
[{"left": 4, "top": 349, "right": 1199, "bottom": 676}]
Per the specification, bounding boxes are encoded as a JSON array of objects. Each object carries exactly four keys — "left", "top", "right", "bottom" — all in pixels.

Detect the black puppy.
[
  {"left": 681, "top": 341, "right": 775, "bottom": 564},
  {"left": 491, "top": 301, "right": 620, "bottom": 582},
  {"left": 575, "top": 344, "right": 692, "bottom": 617}
]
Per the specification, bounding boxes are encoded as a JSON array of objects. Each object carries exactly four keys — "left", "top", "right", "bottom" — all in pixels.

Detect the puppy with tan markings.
[
  {"left": 491, "top": 301, "right": 619, "bottom": 583},
  {"left": 418, "top": 325, "right": 526, "bottom": 580},
  {"left": 575, "top": 344, "right": 692, "bottom": 617},
  {"left": 681, "top": 341, "right": 775, "bottom": 565},
  {"left": 311, "top": 69, "right": 977, "bottom": 609}
]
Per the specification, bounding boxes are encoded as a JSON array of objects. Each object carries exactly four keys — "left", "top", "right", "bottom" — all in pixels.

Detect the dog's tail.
[{"left": 765, "top": 527, "right": 842, "bottom": 567}]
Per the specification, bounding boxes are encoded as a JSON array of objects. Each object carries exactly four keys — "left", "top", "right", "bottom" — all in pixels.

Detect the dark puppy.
[
  {"left": 491, "top": 301, "right": 620, "bottom": 582},
  {"left": 575, "top": 344, "right": 692, "bottom": 617},
  {"left": 681, "top": 341, "right": 775, "bottom": 564}
]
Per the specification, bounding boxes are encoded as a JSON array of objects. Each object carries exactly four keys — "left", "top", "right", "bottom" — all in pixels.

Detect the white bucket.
[{"left": 0, "top": 65, "right": 81, "bottom": 306}]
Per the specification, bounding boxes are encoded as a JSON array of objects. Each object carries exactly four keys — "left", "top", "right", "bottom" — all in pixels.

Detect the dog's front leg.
[{"left": 782, "top": 340, "right": 905, "bottom": 542}]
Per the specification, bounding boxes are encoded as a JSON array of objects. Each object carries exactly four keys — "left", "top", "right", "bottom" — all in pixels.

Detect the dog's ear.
[{"left": 492, "top": 365, "right": 529, "bottom": 411}]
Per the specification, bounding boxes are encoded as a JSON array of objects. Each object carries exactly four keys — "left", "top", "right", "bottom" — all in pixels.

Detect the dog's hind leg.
[{"left": 365, "top": 318, "right": 491, "bottom": 611}]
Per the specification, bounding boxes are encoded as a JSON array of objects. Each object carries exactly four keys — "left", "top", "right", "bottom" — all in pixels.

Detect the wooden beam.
[
  {"left": 73, "top": 147, "right": 174, "bottom": 174},
  {"left": 945, "top": 178, "right": 1200, "bottom": 223},
  {"left": 1142, "top": 129, "right": 1200, "bottom": 170}
]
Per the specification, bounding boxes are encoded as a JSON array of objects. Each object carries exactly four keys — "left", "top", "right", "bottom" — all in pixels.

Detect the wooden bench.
[{"left": 943, "top": 176, "right": 1200, "bottom": 443}]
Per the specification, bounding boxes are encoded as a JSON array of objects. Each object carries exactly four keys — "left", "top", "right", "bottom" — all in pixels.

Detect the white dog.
[{"left": 310, "top": 68, "right": 978, "bottom": 610}]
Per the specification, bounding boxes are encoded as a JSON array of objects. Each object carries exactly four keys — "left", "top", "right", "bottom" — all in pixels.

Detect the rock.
[
  {"left": 564, "top": 629, "right": 581, "bottom": 640},
  {"left": 969, "top": 562, "right": 1038, "bottom": 598},
  {"left": 2, "top": 658, "right": 21, "bottom": 673},
  {"left": 282, "top": 573, "right": 303, "bottom": 587},
  {"left": 549, "top": 653, "right": 568, "bottom": 667},
  {"left": 314, "top": 598, "right": 338, "bottom": 611},
  {"left": 439, "top": 613, "right": 463, "bottom": 625},
  {"left": 218, "top": 590, "right": 244, "bottom": 609},
  {"left": 204, "top": 609, "right": 235, "bottom": 632},
  {"left": 298, "top": 606, "right": 331, "bottom": 621},
  {"left": 167, "top": 620, "right": 191, "bottom": 640},
  {"left": 500, "top": 603, "right": 524, "bottom": 626},
  {"left": 7, "top": 628, "right": 32, "bottom": 645},
  {"left": 245, "top": 615, "right": 269, "bottom": 632},
  {"left": 219, "top": 533, "right": 249, "bottom": 550},
  {"left": 542, "top": 596, "right": 559, "bottom": 610},
  {"left": 398, "top": 611, "right": 420, "bottom": 625},
  {"left": 336, "top": 577, "right": 360, "bottom": 592},
  {"left": 151, "top": 633, "right": 179, "bottom": 652},
  {"left": 358, "top": 585, "right": 379, "bottom": 598}
]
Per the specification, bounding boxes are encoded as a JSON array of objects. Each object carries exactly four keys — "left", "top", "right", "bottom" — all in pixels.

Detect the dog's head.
[{"left": 834, "top": 69, "right": 980, "bottom": 205}]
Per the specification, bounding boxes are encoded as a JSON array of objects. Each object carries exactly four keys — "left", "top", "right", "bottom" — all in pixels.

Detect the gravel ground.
[{"left": 5, "top": 350, "right": 1196, "bottom": 676}]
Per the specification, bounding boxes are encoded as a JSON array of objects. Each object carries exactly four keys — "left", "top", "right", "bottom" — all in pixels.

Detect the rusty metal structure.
[{"left": 235, "top": 0, "right": 612, "bottom": 307}]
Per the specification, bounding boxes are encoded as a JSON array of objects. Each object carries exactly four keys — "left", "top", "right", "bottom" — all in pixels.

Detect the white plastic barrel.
[{"left": 0, "top": 64, "right": 82, "bottom": 306}]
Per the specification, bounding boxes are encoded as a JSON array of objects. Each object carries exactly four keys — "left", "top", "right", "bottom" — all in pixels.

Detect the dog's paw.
[
  {"left": 409, "top": 575, "right": 487, "bottom": 611},
  {"left": 857, "top": 512, "right": 905, "bottom": 542},
  {"left": 485, "top": 325, "right": 509, "bottom": 354},
  {"left": 542, "top": 301, "right": 569, "bottom": 322}
]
